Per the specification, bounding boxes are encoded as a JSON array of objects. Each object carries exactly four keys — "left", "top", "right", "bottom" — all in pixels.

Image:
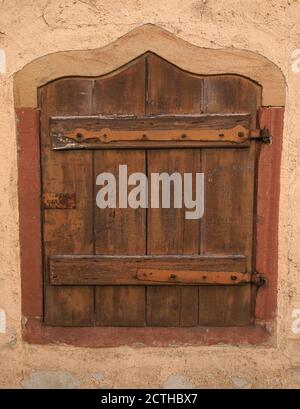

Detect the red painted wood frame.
[{"left": 16, "top": 107, "right": 284, "bottom": 347}]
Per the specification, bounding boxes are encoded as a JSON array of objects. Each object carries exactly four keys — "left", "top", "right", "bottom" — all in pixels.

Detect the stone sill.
[{"left": 23, "top": 317, "right": 272, "bottom": 348}]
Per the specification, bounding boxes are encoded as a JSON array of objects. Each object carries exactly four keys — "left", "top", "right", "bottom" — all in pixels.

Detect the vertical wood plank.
[
  {"left": 94, "top": 150, "right": 146, "bottom": 255},
  {"left": 199, "top": 285, "right": 253, "bottom": 326},
  {"left": 200, "top": 146, "right": 255, "bottom": 263},
  {"left": 147, "top": 287, "right": 199, "bottom": 327},
  {"left": 147, "top": 149, "right": 200, "bottom": 255},
  {"left": 40, "top": 78, "right": 95, "bottom": 326},
  {"left": 147, "top": 53, "right": 203, "bottom": 114},
  {"left": 93, "top": 57, "right": 147, "bottom": 326},
  {"left": 203, "top": 75, "right": 261, "bottom": 128},
  {"left": 95, "top": 287, "right": 145, "bottom": 326},
  {"left": 146, "top": 53, "right": 203, "bottom": 326},
  {"left": 94, "top": 150, "right": 146, "bottom": 326},
  {"left": 199, "top": 76, "right": 260, "bottom": 326},
  {"left": 93, "top": 56, "right": 146, "bottom": 114}
]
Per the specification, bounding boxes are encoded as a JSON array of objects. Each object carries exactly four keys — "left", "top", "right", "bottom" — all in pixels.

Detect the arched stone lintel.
[{"left": 14, "top": 24, "right": 286, "bottom": 108}]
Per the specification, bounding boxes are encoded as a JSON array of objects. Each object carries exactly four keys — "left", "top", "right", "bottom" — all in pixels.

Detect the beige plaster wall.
[{"left": 0, "top": 0, "right": 300, "bottom": 388}]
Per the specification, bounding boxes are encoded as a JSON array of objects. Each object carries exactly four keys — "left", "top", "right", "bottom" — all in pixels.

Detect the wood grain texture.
[
  {"left": 49, "top": 255, "right": 247, "bottom": 285},
  {"left": 203, "top": 75, "right": 261, "bottom": 128},
  {"left": 95, "top": 286, "right": 145, "bottom": 326},
  {"left": 92, "top": 57, "right": 146, "bottom": 115},
  {"left": 51, "top": 113, "right": 251, "bottom": 130},
  {"left": 200, "top": 146, "right": 255, "bottom": 261},
  {"left": 147, "top": 53, "right": 203, "bottom": 115},
  {"left": 146, "top": 54, "right": 203, "bottom": 326},
  {"left": 199, "top": 285, "right": 253, "bottom": 326},
  {"left": 40, "top": 78, "right": 95, "bottom": 326},
  {"left": 146, "top": 286, "right": 199, "bottom": 327},
  {"left": 50, "top": 114, "right": 251, "bottom": 149},
  {"left": 94, "top": 150, "right": 146, "bottom": 255},
  {"left": 93, "top": 57, "right": 147, "bottom": 326},
  {"left": 147, "top": 148, "right": 201, "bottom": 255},
  {"left": 198, "top": 75, "right": 258, "bottom": 326}
]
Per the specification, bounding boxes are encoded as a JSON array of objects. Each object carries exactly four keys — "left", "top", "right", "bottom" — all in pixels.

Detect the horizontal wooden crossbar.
[
  {"left": 50, "top": 113, "right": 254, "bottom": 149},
  {"left": 49, "top": 255, "right": 250, "bottom": 286}
]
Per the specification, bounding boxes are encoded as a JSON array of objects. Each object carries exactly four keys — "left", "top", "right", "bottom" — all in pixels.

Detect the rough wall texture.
[{"left": 0, "top": 0, "right": 300, "bottom": 388}]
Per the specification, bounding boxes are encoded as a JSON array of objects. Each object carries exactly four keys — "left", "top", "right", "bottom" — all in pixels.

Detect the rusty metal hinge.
[
  {"left": 136, "top": 269, "right": 251, "bottom": 285},
  {"left": 251, "top": 272, "right": 268, "bottom": 287},
  {"left": 250, "top": 127, "right": 272, "bottom": 143}
]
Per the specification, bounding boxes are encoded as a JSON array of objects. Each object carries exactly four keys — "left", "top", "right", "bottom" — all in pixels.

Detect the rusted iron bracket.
[
  {"left": 250, "top": 127, "right": 272, "bottom": 143},
  {"left": 137, "top": 269, "right": 268, "bottom": 286},
  {"left": 52, "top": 124, "right": 250, "bottom": 146},
  {"left": 136, "top": 269, "right": 251, "bottom": 285},
  {"left": 251, "top": 272, "right": 268, "bottom": 287}
]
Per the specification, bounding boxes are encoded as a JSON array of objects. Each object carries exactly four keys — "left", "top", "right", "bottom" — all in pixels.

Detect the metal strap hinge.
[{"left": 136, "top": 269, "right": 268, "bottom": 286}]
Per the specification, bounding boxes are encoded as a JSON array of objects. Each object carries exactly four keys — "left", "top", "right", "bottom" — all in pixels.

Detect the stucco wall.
[{"left": 0, "top": 0, "right": 300, "bottom": 388}]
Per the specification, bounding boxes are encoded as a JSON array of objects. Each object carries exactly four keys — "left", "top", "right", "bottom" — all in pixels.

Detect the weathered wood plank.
[
  {"left": 50, "top": 114, "right": 252, "bottom": 149},
  {"left": 146, "top": 286, "right": 199, "bottom": 327},
  {"left": 203, "top": 75, "right": 261, "bottom": 129},
  {"left": 49, "top": 255, "right": 247, "bottom": 285},
  {"left": 145, "top": 53, "right": 204, "bottom": 326},
  {"left": 40, "top": 78, "right": 95, "bottom": 326},
  {"left": 199, "top": 285, "right": 253, "bottom": 326},
  {"left": 94, "top": 150, "right": 146, "bottom": 255},
  {"left": 95, "top": 287, "right": 146, "bottom": 326},
  {"left": 198, "top": 75, "right": 258, "bottom": 326},
  {"left": 93, "top": 56, "right": 147, "bottom": 326}
]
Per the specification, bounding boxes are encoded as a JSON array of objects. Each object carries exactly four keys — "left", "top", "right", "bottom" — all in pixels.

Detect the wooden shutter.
[{"left": 40, "top": 53, "right": 262, "bottom": 327}]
